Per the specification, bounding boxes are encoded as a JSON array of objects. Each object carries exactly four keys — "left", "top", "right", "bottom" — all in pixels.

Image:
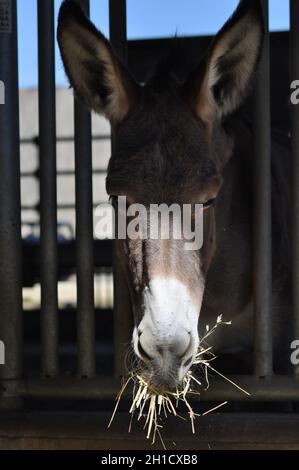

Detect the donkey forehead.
[
  {"left": 106, "top": 95, "right": 219, "bottom": 200},
  {"left": 106, "top": 145, "right": 218, "bottom": 202},
  {"left": 116, "top": 89, "right": 209, "bottom": 150}
]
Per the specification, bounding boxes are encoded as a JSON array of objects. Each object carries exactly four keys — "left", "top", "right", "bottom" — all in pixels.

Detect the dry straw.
[{"left": 108, "top": 315, "right": 249, "bottom": 448}]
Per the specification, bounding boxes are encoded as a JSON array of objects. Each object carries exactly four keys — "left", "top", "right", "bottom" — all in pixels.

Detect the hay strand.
[{"left": 108, "top": 315, "right": 249, "bottom": 446}]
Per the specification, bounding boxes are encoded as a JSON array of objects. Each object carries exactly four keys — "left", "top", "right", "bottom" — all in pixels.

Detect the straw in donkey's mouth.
[{"left": 108, "top": 315, "right": 249, "bottom": 449}]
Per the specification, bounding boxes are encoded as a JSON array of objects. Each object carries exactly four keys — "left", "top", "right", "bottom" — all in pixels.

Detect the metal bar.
[
  {"left": 37, "top": 0, "right": 59, "bottom": 378},
  {"left": 109, "top": 0, "right": 128, "bottom": 63},
  {"left": 19, "top": 138, "right": 39, "bottom": 145},
  {"left": 57, "top": 169, "right": 107, "bottom": 176},
  {"left": 10, "top": 375, "right": 299, "bottom": 401},
  {"left": 290, "top": 0, "right": 299, "bottom": 378},
  {"left": 19, "top": 134, "right": 110, "bottom": 145},
  {"left": 109, "top": 0, "right": 133, "bottom": 378},
  {"left": 22, "top": 202, "right": 108, "bottom": 210},
  {"left": 74, "top": 0, "right": 96, "bottom": 378},
  {"left": 253, "top": 0, "right": 273, "bottom": 378},
  {"left": 22, "top": 169, "right": 107, "bottom": 177},
  {"left": 55, "top": 135, "right": 110, "bottom": 143},
  {"left": 0, "top": 0, "right": 23, "bottom": 410},
  {"left": 1, "top": 412, "right": 299, "bottom": 449}
]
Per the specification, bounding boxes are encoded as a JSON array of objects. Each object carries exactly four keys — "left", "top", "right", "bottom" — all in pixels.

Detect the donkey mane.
[{"left": 144, "top": 37, "right": 202, "bottom": 89}]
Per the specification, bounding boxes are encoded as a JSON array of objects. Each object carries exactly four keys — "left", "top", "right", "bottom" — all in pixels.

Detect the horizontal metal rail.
[
  {"left": 1, "top": 412, "right": 299, "bottom": 449},
  {"left": 21, "top": 169, "right": 107, "bottom": 177},
  {"left": 21, "top": 202, "right": 108, "bottom": 211},
  {"left": 20, "top": 135, "right": 111, "bottom": 145},
  {"left": 1, "top": 376, "right": 298, "bottom": 402}
]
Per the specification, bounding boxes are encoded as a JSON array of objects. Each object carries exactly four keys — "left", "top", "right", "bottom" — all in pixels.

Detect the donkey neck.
[{"left": 202, "top": 117, "right": 254, "bottom": 320}]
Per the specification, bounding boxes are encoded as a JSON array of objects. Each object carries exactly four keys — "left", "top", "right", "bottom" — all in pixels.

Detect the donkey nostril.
[
  {"left": 137, "top": 340, "right": 153, "bottom": 362},
  {"left": 183, "top": 355, "right": 193, "bottom": 368},
  {"left": 177, "top": 333, "right": 193, "bottom": 359}
]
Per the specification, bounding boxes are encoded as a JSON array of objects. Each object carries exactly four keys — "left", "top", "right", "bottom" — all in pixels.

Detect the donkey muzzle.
[{"left": 135, "top": 328, "right": 197, "bottom": 390}]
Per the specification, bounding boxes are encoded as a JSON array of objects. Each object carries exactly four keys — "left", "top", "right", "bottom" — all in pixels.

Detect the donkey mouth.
[
  {"left": 139, "top": 370, "right": 182, "bottom": 394},
  {"left": 136, "top": 355, "right": 193, "bottom": 393}
]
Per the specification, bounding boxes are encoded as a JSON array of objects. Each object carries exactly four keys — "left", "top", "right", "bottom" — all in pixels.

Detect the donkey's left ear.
[
  {"left": 183, "top": 0, "right": 264, "bottom": 125},
  {"left": 57, "top": 0, "right": 140, "bottom": 123}
]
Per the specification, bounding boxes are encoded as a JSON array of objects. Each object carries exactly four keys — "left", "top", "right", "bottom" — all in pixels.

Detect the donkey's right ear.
[
  {"left": 57, "top": 0, "right": 140, "bottom": 123},
  {"left": 182, "top": 0, "right": 264, "bottom": 127}
]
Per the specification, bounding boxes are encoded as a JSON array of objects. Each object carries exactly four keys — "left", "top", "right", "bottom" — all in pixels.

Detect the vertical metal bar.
[
  {"left": 253, "top": 0, "right": 273, "bottom": 377},
  {"left": 109, "top": 0, "right": 133, "bottom": 378},
  {"left": 109, "top": 0, "right": 128, "bottom": 63},
  {"left": 0, "top": 0, "right": 23, "bottom": 409},
  {"left": 290, "top": 0, "right": 299, "bottom": 378},
  {"left": 74, "top": 0, "right": 96, "bottom": 378},
  {"left": 37, "top": 0, "right": 59, "bottom": 378}
]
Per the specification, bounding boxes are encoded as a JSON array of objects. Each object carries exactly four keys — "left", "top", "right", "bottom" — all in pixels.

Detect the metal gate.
[{"left": 0, "top": 0, "right": 299, "bottom": 438}]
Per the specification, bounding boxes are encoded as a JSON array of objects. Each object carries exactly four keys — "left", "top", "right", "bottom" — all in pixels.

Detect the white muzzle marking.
[{"left": 133, "top": 277, "right": 204, "bottom": 384}]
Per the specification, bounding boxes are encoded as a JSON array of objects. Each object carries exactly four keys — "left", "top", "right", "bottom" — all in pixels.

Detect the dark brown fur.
[{"left": 58, "top": 0, "right": 291, "bottom": 379}]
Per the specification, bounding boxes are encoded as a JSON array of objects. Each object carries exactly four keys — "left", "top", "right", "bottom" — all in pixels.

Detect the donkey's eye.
[
  {"left": 109, "top": 195, "right": 131, "bottom": 209},
  {"left": 109, "top": 195, "right": 118, "bottom": 206},
  {"left": 109, "top": 195, "right": 119, "bottom": 210},
  {"left": 203, "top": 198, "right": 216, "bottom": 209},
  {"left": 137, "top": 341, "right": 153, "bottom": 362}
]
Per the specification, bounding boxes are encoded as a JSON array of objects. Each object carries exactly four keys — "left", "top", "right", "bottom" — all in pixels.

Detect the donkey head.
[{"left": 58, "top": 0, "right": 264, "bottom": 390}]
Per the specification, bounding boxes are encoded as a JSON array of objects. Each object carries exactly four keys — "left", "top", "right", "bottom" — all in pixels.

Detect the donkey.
[{"left": 58, "top": 0, "right": 291, "bottom": 390}]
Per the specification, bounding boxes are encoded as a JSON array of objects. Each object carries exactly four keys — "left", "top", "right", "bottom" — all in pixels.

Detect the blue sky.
[{"left": 17, "top": 0, "right": 290, "bottom": 88}]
